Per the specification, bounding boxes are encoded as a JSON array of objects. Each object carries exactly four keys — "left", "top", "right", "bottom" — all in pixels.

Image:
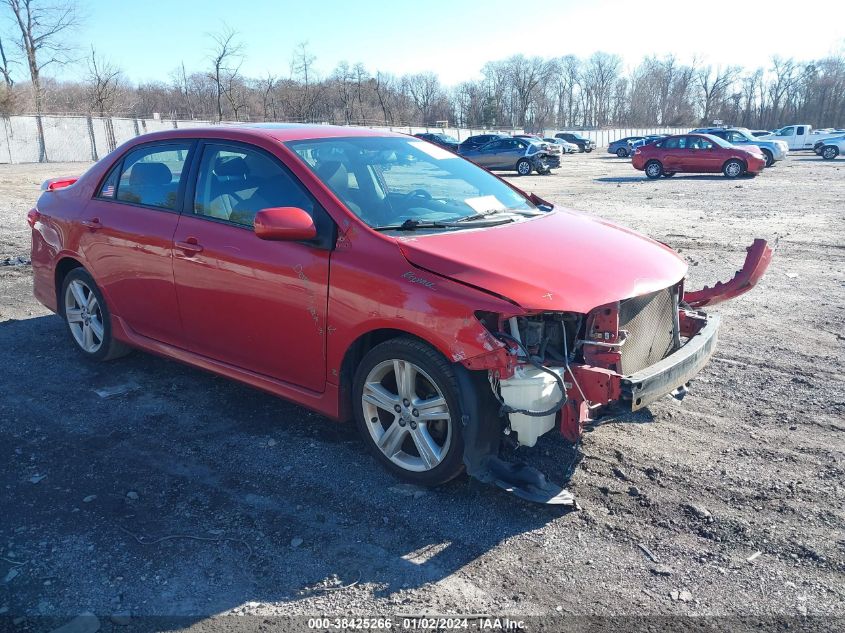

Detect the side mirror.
[{"left": 254, "top": 207, "right": 317, "bottom": 241}]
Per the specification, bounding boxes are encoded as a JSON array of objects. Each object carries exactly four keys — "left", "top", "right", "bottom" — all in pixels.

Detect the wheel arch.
[
  {"left": 337, "top": 327, "right": 443, "bottom": 422},
  {"left": 54, "top": 256, "right": 85, "bottom": 314}
]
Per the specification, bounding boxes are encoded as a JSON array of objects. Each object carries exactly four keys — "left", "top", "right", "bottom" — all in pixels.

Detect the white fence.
[{"left": 0, "top": 115, "right": 692, "bottom": 164}]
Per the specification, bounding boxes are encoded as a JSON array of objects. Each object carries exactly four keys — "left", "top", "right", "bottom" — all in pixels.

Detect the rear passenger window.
[
  {"left": 193, "top": 144, "right": 315, "bottom": 228},
  {"left": 116, "top": 144, "right": 192, "bottom": 210}
]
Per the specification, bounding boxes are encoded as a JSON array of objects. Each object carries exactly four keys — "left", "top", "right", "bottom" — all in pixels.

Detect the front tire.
[
  {"left": 723, "top": 159, "right": 744, "bottom": 178},
  {"left": 644, "top": 160, "right": 663, "bottom": 179},
  {"left": 822, "top": 146, "right": 839, "bottom": 160},
  {"left": 61, "top": 268, "right": 131, "bottom": 361},
  {"left": 353, "top": 338, "right": 465, "bottom": 487},
  {"left": 762, "top": 149, "right": 774, "bottom": 167},
  {"left": 516, "top": 158, "right": 532, "bottom": 176},
  {"left": 616, "top": 147, "right": 628, "bottom": 158}
]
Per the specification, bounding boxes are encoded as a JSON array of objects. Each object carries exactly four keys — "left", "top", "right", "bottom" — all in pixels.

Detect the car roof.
[{"left": 114, "top": 123, "right": 402, "bottom": 145}]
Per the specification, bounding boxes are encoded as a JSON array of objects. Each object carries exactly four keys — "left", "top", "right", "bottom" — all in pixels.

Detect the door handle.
[
  {"left": 81, "top": 218, "right": 102, "bottom": 230},
  {"left": 175, "top": 238, "right": 203, "bottom": 255}
]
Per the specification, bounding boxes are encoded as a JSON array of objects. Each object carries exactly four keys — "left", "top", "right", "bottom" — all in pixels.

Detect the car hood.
[{"left": 396, "top": 209, "right": 688, "bottom": 313}]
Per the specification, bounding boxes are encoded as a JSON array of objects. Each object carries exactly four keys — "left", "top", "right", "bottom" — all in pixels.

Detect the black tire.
[
  {"left": 352, "top": 338, "right": 466, "bottom": 487},
  {"left": 577, "top": 144, "right": 586, "bottom": 153},
  {"left": 585, "top": 147, "right": 593, "bottom": 153},
  {"left": 60, "top": 268, "right": 131, "bottom": 361},
  {"left": 722, "top": 159, "right": 744, "bottom": 178},
  {"left": 644, "top": 160, "right": 663, "bottom": 179},
  {"left": 822, "top": 146, "right": 839, "bottom": 160},
  {"left": 662, "top": 172, "right": 675, "bottom": 177},
  {"left": 516, "top": 158, "right": 532, "bottom": 176},
  {"left": 616, "top": 147, "right": 628, "bottom": 158},
  {"left": 761, "top": 149, "right": 774, "bottom": 167}
]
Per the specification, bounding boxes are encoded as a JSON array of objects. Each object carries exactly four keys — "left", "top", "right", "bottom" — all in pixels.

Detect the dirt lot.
[{"left": 0, "top": 152, "right": 843, "bottom": 630}]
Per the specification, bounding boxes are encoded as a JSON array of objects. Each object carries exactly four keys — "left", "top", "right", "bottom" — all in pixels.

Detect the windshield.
[
  {"left": 286, "top": 136, "right": 537, "bottom": 229},
  {"left": 435, "top": 134, "right": 458, "bottom": 143},
  {"left": 702, "top": 134, "right": 732, "bottom": 148}
]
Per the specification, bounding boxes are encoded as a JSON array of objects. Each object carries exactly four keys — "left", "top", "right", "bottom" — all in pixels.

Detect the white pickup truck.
[{"left": 760, "top": 124, "right": 845, "bottom": 150}]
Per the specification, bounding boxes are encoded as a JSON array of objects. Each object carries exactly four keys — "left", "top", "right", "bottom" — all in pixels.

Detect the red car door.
[
  {"left": 660, "top": 136, "right": 687, "bottom": 172},
  {"left": 686, "top": 135, "right": 722, "bottom": 172},
  {"left": 171, "top": 141, "right": 330, "bottom": 392},
  {"left": 78, "top": 142, "right": 193, "bottom": 346}
]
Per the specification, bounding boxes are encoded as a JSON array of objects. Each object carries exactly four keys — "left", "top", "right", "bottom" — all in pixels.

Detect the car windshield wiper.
[
  {"left": 373, "top": 219, "right": 453, "bottom": 232},
  {"left": 455, "top": 209, "right": 539, "bottom": 222},
  {"left": 373, "top": 216, "right": 515, "bottom": 231}
]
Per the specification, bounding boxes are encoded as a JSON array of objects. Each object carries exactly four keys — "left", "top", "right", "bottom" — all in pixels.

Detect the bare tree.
[
  {"left": 0, "top": 37, "right": 15, "bottom": 87},
  {"left": 207, "top": 25, "right": 243, "bottom": 122},
  {"left": 290, "top": 41, "right": 316, "bottom": 120},
  {"left": 405, "top": 72, "right": 442, "bottom": 124},
  {"left": 3, "top": 0, "right": 79, "bottom": 161},
  {"left": 86, "top": 47, "right": 120, "bottom": 117},
  {"left": 697, "top": 64, "right": 739, "bottom": 124},
  {"left": 257, "top": 72, "right": 278, "bottom": 121},
  {"left": 86, "top": 46, "right": 121, "bottom": 150}
]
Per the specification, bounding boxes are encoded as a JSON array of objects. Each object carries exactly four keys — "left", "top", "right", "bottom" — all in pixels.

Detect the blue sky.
[{"left": 13, "top": 0, "right": 845, "bottom": 85}]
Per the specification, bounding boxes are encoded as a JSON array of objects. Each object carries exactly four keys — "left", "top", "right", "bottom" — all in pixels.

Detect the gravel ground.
[{"left": 0, "top": 153, "right": 843, "bottom": 631}]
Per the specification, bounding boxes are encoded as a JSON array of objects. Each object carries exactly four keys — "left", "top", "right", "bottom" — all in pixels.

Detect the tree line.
[{"left": 2, "top": 1, "right": 844, "bottom": 143}]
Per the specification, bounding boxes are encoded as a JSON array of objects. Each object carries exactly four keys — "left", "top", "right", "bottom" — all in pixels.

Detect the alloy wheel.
[
  {"left": 64, "top": 279, "right": 104, "bottom": 353},
  {"left": 361, "top": 359, "right": 452, "bottom": 472}
]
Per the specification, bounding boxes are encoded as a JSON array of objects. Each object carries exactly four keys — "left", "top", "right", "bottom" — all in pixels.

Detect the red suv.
[
  {"left": 632, "top": 133, "right": 766, "bottom": 179},
  {"left": 28, "top": 125, "right": 772, "bottom": 503}
]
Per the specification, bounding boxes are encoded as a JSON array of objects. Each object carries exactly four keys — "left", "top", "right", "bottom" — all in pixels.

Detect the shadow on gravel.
[{"left": 1, "top": 315, "right": 574, "bottom": 624}]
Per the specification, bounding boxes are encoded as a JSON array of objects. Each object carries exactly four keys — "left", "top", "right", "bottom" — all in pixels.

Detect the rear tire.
[
  {"left": 616, "top": 147, "right": 628, "bottom": 158},
  {"left": 60, "top": 268, "right": 131, "bottom": 362},
  {"left": 516, "top": 158, "right": 532, "bottom": 175},
  {"left": 352, "top": 338, "right": 465, "bottom": 487},
  {"left": 822, "top": 146, "right": 839, "bottom": 160},
  {"left": 644, "top": 160, "right": 663, "bottom": 179},
  {"left": 722, "top": 159, "right": 744, "bottom": 178}
]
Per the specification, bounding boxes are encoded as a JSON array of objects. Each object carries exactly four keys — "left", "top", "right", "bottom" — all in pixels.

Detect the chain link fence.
[{"left": 0, "top": 115, "right": 692, "bottom": 164}]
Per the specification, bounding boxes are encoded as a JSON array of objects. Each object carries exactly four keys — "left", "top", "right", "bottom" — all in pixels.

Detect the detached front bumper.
[{"left": 622, "top": 313, "right": 720, "bottom": 410}]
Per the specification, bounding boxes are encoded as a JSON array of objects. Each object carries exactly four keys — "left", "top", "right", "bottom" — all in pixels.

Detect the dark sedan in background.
[
  {"left": 413, "top": 132, "right": 460, "bottom": 151},
  {"left": 460, "top": 136, "right": 559, "bottom": 175},
  {"left": 554, "top": 132, "right": 595, "bottom": 152},
  {"left": 458, "top": 133, "right": 507, "bottom": 152},
  {"left": 608, "top": 136, "right": 645, "bottom": 157}
]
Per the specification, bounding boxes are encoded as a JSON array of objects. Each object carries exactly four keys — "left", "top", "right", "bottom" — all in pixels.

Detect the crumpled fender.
[{"left": 684, "top": 238, "right": 774, "bottom": 308}]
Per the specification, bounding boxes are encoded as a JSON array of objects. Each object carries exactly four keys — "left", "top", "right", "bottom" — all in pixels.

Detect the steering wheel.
[{"left": 401, "top": 189, "right": 432, "bottom": 202}]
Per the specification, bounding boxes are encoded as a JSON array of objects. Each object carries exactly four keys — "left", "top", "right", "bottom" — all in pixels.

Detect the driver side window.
[{"left": 193, "top": 144, "right": 315, "bottom": 228}]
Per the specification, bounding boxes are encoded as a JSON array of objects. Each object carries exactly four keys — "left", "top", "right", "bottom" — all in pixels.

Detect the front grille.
[{"left": 618, "top": 287, "right": 679, "bottom": 374}]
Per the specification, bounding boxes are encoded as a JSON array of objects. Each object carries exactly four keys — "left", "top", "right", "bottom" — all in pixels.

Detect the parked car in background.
[
  {"left": 627, "top": 135, "right": 668, "bottom": 153},
  {"left": 413, "top": 132, "right": 459, "bottom": 151},
  {"left": 460, "top": 136, "right": 558, "bottom": 175},
  {"left": 631, "top": 133, "right": 766, "bottom": 178},
  {"left": 543, "top": 137, "right": 578, "bottom": 153},
  {"left": 554, "top": 132, "right": 595, "bottom": 152},
  {"left": 817, "top": 136, "right": 845, "bottom": 159},
  {"left": 28, "top": 123, "right": 773, "bottom": 501},
  {"left": 458, "top": 133, "right": 508, "bottom": 153},
  {"left": 691, "top": 127, "right": 788, "bottom": 167},
  {"left": 759, "top": 124, "right": 844, "bottom": 150},
  {"left": 514, "top": 135, "right": 562, "bottom": 156},
  {"left": 813, "top": 134, "right": 845, "bottom": 155},
  {"left": 608, "top": 136, "right": 645, "bottom": 157}
]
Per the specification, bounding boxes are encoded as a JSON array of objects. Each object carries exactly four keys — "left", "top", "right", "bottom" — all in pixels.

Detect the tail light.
[{"left": 26, "top": 208, "right": 40, "bottom": 227}]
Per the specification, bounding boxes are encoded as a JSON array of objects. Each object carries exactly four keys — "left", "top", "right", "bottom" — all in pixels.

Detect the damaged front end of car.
[{"left": 460, "top": 239, "right": 774, "bottom": 505}]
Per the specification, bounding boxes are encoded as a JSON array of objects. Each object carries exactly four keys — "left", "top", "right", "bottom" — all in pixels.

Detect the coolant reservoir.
[{"left": 499, "top": 366, "right": 568, "bottom": 447}]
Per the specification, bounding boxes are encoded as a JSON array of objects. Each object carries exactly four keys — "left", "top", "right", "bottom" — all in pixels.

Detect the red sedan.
[
  {"left": 28, "top": 124, "right": 772, "bottom": 503},
  {"left": 632, "top": 133, "right": 767, "bottom": 179}
]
